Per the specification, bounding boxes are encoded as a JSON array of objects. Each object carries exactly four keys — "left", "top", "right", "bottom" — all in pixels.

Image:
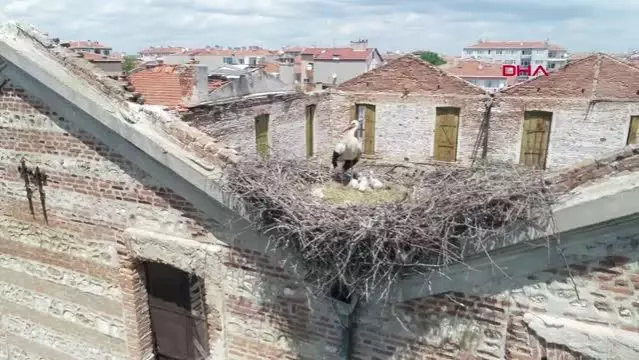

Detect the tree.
[
  {"left": 418, "top": 51, "right": 446, "bottom": 66},
  {"left": 122, "top": 56, "right": 138, "bottom": 73}
]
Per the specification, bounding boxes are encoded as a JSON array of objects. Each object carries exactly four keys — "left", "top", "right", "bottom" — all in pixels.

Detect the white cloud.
[{"left": 0, "top": 0, "right": 635, "bottom": 55}]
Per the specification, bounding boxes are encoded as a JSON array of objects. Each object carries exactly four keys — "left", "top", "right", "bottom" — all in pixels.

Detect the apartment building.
[
  {"left": 300, "top": 39, "right": 383, "bottom": 89},
  {"left": 462, "top": 40, "right": 568, "bottom": 80}
]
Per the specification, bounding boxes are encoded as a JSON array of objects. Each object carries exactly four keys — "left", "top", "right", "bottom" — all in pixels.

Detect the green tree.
[
  {"left": 122, "top": 56, "right": 138, "bottom": 73},
  {"left": 418, "top": 51, "right": 446, "bottom": 66}
]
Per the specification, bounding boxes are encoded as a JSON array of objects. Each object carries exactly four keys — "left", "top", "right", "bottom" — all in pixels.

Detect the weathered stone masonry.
[{"left": 185, "top": 54, "right": 639, "bottom": 171}]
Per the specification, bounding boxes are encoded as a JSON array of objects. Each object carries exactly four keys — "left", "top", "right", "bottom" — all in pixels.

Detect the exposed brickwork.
[
  {"left": 117, "top": 238, "right": 154, "bottom": 360},
  {"left": 501, "top": 53, "right": 639, "bottom": 100},
  {"left": 183, "top": 92, "right": 340, "bottom": 160},
  {"left": 0, "top": 81, "right": 249, "bottom": 358},
  {"left": 548, "top": 143, "right": 639, "bottom": 193}
]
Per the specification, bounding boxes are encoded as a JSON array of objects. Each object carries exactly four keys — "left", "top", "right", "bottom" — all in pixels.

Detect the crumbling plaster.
[{"left": 524, "top": 313, "right": 639, "bottom": 359}]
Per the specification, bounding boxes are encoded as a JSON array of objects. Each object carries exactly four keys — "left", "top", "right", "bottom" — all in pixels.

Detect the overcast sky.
[{"left": 1, "top": 0, "right": 637, "bottom": 55}]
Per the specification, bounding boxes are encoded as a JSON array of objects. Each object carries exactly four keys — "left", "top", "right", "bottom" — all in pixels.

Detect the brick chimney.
[
  {"left": 183, "top": 64, "right": 209, "bottom": 105},
  {"left": 350, "top": 39, "right": 368, "bottom": 51}
]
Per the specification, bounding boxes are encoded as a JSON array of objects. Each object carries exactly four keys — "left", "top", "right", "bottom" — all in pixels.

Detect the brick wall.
[
  {"left": 491, "top": 96, "right": 639, "bottom": 169},
  {"left": 350, "top": 239, "right": 639, "bottom": 360},
  {"left": 183, "top": 92, "right": 344, "bottom": 161},
  {"left": 181, "top": 88, "right": 639, "bottom": 170},
  {"left": 0, "top": 80, "right": 344, "bottom": 359}
]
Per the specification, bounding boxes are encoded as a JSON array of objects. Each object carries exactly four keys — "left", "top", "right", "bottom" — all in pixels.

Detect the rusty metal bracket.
[{"left": 17, "top": 158, "right": 49, "bottom": 224}]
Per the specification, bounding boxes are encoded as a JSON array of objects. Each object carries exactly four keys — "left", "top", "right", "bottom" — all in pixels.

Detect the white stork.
[{"left": 332, "top": 119, "right": 362, "bottom": 181}]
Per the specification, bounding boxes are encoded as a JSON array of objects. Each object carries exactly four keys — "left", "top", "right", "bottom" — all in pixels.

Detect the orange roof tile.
[
  {"left": 445, "top": 60, "right": 505, "bottom": 78},
  {"left": 130, "top": 64, "right": 195, "bottom": 106},
  {"left": 337, "top": 55, "right": 486, "bottom": 95},
  {"left": 500, "top": 53, "right": 639, "bottom": 99},
  {"left": 209, "top": 79, "right": 229, "bottom": 91},
  {"left": 263, "top": 62, "right": 280, "bottom": 73},
  {"left": 301, "top": 47, "right": 374, "bottom": 61},
  {"left": 467, "top": 41, "right": 564, "bottom": 51}
]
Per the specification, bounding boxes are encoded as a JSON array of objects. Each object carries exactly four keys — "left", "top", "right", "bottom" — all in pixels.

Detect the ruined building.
[{"left": 0, "top": 22, "right": 638, "bottom": 360}]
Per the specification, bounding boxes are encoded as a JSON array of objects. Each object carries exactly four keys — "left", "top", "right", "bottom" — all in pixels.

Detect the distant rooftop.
[
  {"left": 139, "top": 46, "right": 187, "bottom": 55},
  {"left": 445, "top": 59, "right": 505, "bottom": 79},
  {"left": 466, "top": 41, "right": 565, "bottom": 51},
  {"left": 301, "top": 47, "right": 374, "bottom": 61}
]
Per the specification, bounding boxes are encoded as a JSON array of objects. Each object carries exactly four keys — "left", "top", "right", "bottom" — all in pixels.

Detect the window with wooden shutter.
[
  {"left": 306, "top": 104, "right": 316, "bottom": 158},
  {"left": 353, "top": 103, "right": 376, "bottom": 155},
  {"left": 144, "top": 262, "right": 210, "bottom": 360},
  {"left": 255, "top": 114, "right": 270, "bottom": 158},
  {"left": 519, "top": 111, "right": 552, "bottom": 170},
  {"left": 627, "top": 116, "right": 639, "bottom": 145},
  {"left": 433, "top": 107, "right": 460, "bottom": 162},
  {"left": 362, "top": 104, "right": 376, "bottom": 155}
]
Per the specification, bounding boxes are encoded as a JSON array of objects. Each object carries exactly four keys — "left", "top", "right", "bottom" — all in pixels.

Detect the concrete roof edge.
[{"left": 0, "top": 21, "right": 243, "bottom": 217}]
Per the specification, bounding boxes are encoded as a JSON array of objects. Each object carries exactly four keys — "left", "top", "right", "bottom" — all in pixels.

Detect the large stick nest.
[{"left": 226, "top": 157, "right": 555, "bottom": 300}]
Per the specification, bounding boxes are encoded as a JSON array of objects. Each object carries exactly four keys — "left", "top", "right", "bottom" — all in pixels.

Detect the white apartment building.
[{"left": 462, "top": 41, "right": 568, "bottom": 80}]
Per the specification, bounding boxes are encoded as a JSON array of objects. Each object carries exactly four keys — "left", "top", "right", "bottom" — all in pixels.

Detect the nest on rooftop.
[{"left": 225, "top": 156, "right": 556, "bottom": 301}]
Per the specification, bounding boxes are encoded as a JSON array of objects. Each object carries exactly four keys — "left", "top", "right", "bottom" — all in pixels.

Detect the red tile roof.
[
  {"left": 139, "top": 47, "right": 187, "bottom": 55},
  {"left": 129, "top": 64, "right": 196, "bottom": 106},
  {"left": 301, "top": 47, "right": 374, "bottom": 61},
  {"left": 63, "top": 40, "right": 111, "bottom": 49},
  {"left": 467, "top": 41, "right": 564, "bottom": 51},
  {"left": 209, "top": 79, "right": 229, "bottom": 91},
  {"left": 445, "top": 60, "right": 505, "bottom": 78},
  {"left": 500, "top": 53, "right": 639, "bottom": 99},
  {"left": 337, "top": 55, "right": 486, "bottom": 95}
]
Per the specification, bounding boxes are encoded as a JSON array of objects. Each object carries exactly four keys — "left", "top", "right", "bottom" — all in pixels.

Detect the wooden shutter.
[
  {"left": 145, "top": 262, "right": 210, "bottom": 360},
  {"left": 433, "top": 107, "right": 460, "bottom": 162},
  {"left": 255, "top": 114, "right": 270, "bottom": 158},
  {"left": 627, "top": 116, "right": 639, "bottom": 145},
  {"left": 519, "top": 111, "right": 552, "bottom": 170},
  {"left": 306, "top": 104, "right": 316, "bottom": 158},
  {"left": 363, "top": 104, "right": 376, "bottom": 155}
]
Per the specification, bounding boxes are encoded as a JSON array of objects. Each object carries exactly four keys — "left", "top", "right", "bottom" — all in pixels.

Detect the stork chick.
[
  {"left": 332, "top": 119, "right": 362, "bottom": 182},
  {"left": 369, "top": 170, "right": 383, "bottom": 189},
  {"left": 357, "top": 175, "right": 369, "bottom": 192}
]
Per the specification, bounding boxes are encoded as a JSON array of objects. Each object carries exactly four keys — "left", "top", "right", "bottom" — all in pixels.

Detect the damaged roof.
[
  {"left": 129, "top": 63, "right": 199, "bottom": 107},
  {"left": 500, "top": 53, "right": 639, "bottom": 99},
  {"left": 0, "top": 21, "right": 241, "bottom": 217},
  {"left": 337, "top": 54, "right": 487, "bottom": 95}
]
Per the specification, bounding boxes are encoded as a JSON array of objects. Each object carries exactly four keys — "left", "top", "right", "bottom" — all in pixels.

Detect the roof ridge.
[
  {"left": 498, "top": 53, "right": 602, "bottom": 94},
  {"left": 337, "top": 54, "right": 488, "bottom": 94}
]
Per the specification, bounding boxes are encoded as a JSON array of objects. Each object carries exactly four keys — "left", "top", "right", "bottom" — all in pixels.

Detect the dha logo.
[{"left": 502, "top": 64, "right": 549, "bottom": 77}]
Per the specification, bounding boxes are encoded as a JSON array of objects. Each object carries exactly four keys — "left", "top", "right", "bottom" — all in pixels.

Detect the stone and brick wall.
[
  {"left": 0, "top": 80, "right": 344, "bottom": 360},
  {"left": 182, "top": 92, "right": 344, "bottom": 161},
  {"left": 490, "top": 96, "right": 639, "bottom": 169},
  {"left": 181, "top": 88, "right": 639, "bottom": 171}
]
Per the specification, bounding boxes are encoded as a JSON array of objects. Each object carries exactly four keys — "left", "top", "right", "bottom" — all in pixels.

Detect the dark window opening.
[
  {"left": 144, "top": 261, "right": 210, "bottom": 360},
  {"left": 329, "top": 280, "right": 352, "bottom": 303}
]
